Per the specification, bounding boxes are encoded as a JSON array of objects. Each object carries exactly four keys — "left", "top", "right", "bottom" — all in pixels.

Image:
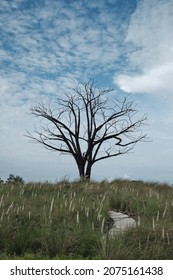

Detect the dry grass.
[{"left": 0, "top": 179, "right": 173, "bottom": 259}]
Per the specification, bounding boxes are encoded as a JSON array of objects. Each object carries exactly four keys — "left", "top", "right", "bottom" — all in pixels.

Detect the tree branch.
[{"left": 26, "top": 80, "right": 148, "bottom": 180}]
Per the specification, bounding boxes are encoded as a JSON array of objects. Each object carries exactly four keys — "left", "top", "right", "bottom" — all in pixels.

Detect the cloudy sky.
[{"left": 0, "top": 0, "right": 173, "bottom": 183}]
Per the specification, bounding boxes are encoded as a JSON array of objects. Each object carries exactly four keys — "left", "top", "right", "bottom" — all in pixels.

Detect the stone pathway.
[{"left": 108, "top": 210, "right": 136, "bottom": 236}]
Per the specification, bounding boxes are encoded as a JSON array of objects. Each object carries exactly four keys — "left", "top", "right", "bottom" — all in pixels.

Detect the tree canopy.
[{"left": 26, "top": 81, "right": 147, "bottom": 180}]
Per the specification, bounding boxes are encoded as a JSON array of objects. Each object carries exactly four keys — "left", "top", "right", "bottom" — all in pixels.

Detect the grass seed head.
[
  {"left": 167, "top": 232, "right": 170, "bottom": 245},
  {"left": 49, "top": 197, "right": 54, "bottom": 217},
  {"left": 101, "top": 217, "right": 105, "bottom": 233},
  {"left": 161, "top": 226, "right": 165, "bottom": 239},
  {"left": 162, "top": 202, "right": 168, "bottom": 218},
  {"left": 0, "top": 209, "right": 4, "bottom": 222},
  {"left": 0, "top": 194, "right": 4, "bottom": 208},
  {"left": 152, "top": 217, "right": 155, "bottom": 232},
  {"left": 76, "top": 211, "right": 80, "bottom": 224}
]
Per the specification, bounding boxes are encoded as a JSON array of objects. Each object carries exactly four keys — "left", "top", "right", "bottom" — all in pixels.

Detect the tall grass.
[{"left": 0, "top": 179, "right": 173, "bottom": 259}]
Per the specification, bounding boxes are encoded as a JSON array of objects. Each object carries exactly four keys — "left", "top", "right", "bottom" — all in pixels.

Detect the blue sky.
[{"left": 0, "top": 0, "right": 173, "bottom": 183}]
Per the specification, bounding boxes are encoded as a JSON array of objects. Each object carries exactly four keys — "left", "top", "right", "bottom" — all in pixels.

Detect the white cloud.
[
  {"left": 114, "top": 0, "right": 173, "bottom": 97},
  {"left": 115, "top": 63, "right": 173, "bottom": 96},
  {"left": 125, "top": 0, "right": 173, "bottom": 69},
  {"left": 0, "top": 0, "right": 122, "bottom": 79}
]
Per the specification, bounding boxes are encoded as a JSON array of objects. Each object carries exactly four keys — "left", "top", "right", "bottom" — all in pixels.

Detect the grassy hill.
[{"left": 0, "top": 179, "right": 173, "bottom": 259}]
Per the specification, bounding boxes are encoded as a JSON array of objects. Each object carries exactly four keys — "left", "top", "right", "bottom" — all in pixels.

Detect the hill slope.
[{"left": 0, "top": 179, "right": 173, "bottom": 259}]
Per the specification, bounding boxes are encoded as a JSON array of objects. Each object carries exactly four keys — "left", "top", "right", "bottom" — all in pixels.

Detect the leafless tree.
[{"left": 26, "top": 80, "right": 147, "bottom": 180}]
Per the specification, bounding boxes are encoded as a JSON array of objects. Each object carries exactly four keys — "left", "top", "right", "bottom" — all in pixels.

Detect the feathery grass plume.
[
  {"left": 28, "top": 211, "right": 31, "bottom": 220},
  {"left": 85, "top": 207, "right": 89, "bottom": 218},
  {"left": 162, "top": 202, "right": 167, "bottom": 218},
  {"left": 64, "top": 199, "right": 67, "bottom": 207},
  {"left": 70, "top": 192, "right": 73, "bottom": 200},
  {"left": 152, "top": 217, "right": 155, "bottom": 232},
  {"left": 167, "top": 232, "right": 170, "bottom": 245},
  {"left": 161, "top": 226, "right": 165, "bottom": 239},
  {"left": 49, "top": 197, "right": 54, "bottom": 219},
  {"left": 146, "top": 234, "right": 150, "bottom": 247},
  {"left": 0, "top": 209, "right": 4, "bottom": 222},
  {"left": 63, "top": 194, "right": 67, "bottom": 200},
  {"left": 6, "top": 202, "right": 14, "bottom": 215},
  {"left": 100, "top": 194, "right": 106, "bottom": 205},
  {"left": 101, "top": 217, "right": 105, "bottom": 234},
  {"left": 76, "top": 211, "right": 80, "bottom": 224},
  {"left": 0, "top": 194, "right": 4, "bottom": 208},
  {"left": 69, "top": 200, "right": 73, "bottom": 211},
  {"left": 156, "top": 210, "right": 160, "bottom": 221},
  {"left": 137, "top": 215, "right": 141, "bottom": 226},
  {"left": 97, "top": 205, "right": 103, "bottom": 221},
  {"left": 20, "top": 188, "right": 25, "bottom": 196}
]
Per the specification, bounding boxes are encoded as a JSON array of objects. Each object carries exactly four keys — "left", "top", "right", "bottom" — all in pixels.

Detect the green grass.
[{"left": 0, "top": 179, "right": 173, "bottom": 259}]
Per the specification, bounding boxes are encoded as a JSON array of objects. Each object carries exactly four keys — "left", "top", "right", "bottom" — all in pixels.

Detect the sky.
[{"left": 0, "top": 0, "right": 173, "bottom": 184}]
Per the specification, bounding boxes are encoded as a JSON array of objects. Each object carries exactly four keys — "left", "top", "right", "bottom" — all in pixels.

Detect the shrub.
[{"left": 6, "top": 174, "right": 24, "bottom": 184}]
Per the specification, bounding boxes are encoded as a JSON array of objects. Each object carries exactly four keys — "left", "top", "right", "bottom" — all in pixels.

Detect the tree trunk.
[
  {"left": 75, "top": 156, "right": 92, "bottom": 181},
  {"left": 75, "top": 157, "right": 86, "bottom": 180},
  {"left": 85, "top": 161, "right": 92, "bottom": 180},
  {"left": 78, "top": 163, "right": 85, "bottom": 180},
  {"left": 77, "top": 162, "right": 92, "bottom": 181}
]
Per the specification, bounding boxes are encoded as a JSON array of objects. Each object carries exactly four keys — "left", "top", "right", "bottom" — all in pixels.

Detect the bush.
[
  {"left": 6, "top": 174, "right": 24, "bottom": 184},
  {"left": 0, "top": 178, "right": 4, "bottom": 184}
]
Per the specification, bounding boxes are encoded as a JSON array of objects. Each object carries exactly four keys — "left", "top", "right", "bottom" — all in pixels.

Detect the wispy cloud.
[
  {"left": 0, "top": 0, "right": 124, "bottom": 78},
  {"left": 114, "top": 0, "right": 173, "bottom": 97},
  {"left": 0, "top": 0, "right": 129, "bottom": 115}
]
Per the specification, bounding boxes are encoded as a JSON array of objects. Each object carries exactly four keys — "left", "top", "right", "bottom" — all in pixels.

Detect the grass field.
[{"left": 0, "top": 179, "right": 173, "bottom": 259}]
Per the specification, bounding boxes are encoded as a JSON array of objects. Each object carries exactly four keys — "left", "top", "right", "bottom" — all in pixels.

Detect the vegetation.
[
  {"left": 26, "top": 80, "right": 147, "bottom": 180},
  {"left": 0, "top": 178, "right": 4, "bottom": 184},
  {"left": 6, "top": 174, "right": 25, "bottom": 184},
  {"left": 0, "top": 179, "right": 173, "bottom": 259}
]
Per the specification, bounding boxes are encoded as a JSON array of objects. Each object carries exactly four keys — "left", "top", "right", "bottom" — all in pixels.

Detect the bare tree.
[{"left": 26, "top": 80, "right": 147, "bottom": 180}]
